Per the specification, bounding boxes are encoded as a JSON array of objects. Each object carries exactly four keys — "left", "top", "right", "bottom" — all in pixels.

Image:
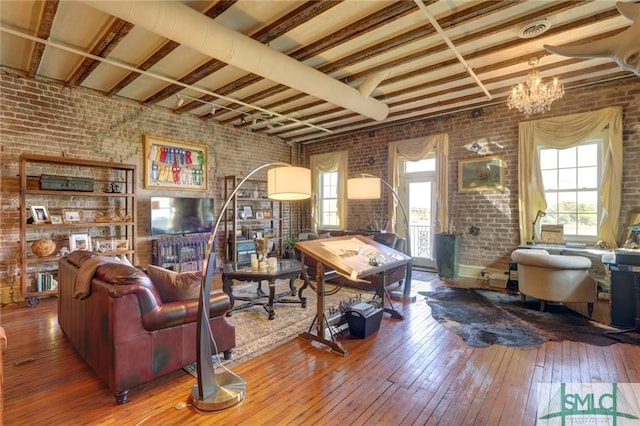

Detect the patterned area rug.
[
  {"left": 421, "top": 286, "right": 640, "bottom": 349},
  {"left": 184, "top": 278, "right": 369, "bottom": 376}
]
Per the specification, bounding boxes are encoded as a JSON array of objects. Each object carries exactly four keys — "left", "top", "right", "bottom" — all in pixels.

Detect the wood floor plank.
[{"left": 2, "top": 277, "right": 639, "bottom": 425}]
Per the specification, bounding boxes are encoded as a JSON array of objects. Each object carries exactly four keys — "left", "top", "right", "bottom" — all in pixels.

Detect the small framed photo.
[
  {"left": 256, "top": 211, "right": 264, "bottom": 220},
  {"left": 31, "top": 206, "right": 50, "bottom": 224},
  {"left": 62, "top": 209, "right": 84, "bottom": 223},
  {"left": 94, "top": 239, "right": 113, "bottom": 253},
  {"left": 242, "top": 205, "right": 253, "bottom": 219},
  {"left": 50, "top": 215, "right": 63, "bottom": 224},
  {"left": 69, "top": 233, "right": 91, "bottom": 252},
  {"left": 113, "top": 238, "right": 129, "bottom": 252},
  {"left": 262, "top": 210, "right": 272, "bottom": 219}
]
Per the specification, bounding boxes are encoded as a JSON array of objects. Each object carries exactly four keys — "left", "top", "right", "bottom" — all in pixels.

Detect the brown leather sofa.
[{"left": 58, "top": 251, "right": 235, "bottom": 404}]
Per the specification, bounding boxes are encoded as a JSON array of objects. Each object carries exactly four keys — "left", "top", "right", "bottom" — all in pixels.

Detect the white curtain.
[
  {"left": 388, "top": 134, "right": 449, "bottom": 233},
  {"left": 309, "top": 151, "right": 348, "bottom": 231},
  {"left": 517, "top": 106, "right": 623, "bottom": 245}
]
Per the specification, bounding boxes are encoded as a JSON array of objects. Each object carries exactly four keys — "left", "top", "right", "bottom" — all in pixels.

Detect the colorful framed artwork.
[
  {"left": 143, "top": 135, "right": 208, "bottom": 191},
  {"left": 69, "top": 233, "right": 91, "bottom": 252},
  {"left": 458, "top": 155, "right": 505, "bottom": 193},
  {"left": 31, "top": 206, "right": 49, "bottom": 224}
]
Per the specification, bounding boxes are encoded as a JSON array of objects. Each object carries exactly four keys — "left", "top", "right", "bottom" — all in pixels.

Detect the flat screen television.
[{"left": 150, "top": 196, "right": 215, "bottom": 236}]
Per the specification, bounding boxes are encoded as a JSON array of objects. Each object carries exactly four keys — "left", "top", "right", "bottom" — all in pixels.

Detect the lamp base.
[
  {"left": 390, "top": 290, "right": 416, "bottom": 303},
  {"left": 190, "top": 370, "right": 246, "bottom": 411}
]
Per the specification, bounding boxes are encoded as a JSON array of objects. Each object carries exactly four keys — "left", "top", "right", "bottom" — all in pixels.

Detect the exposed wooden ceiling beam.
[{"left": 27, "top": 0, "right": 59, "bottom": 78}]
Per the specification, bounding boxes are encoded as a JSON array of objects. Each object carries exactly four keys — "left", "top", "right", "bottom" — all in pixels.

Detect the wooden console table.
[
  {"left": 296, "top": 235, "right": 412, "bottom": 356},
  {"left": 222, "top": 259, "right": 306, "bottom": 320}
]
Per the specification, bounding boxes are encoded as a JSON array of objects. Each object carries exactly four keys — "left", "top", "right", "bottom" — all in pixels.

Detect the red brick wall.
[
  {"left": 0, "top": 75, "right": 297, "bottom": 301},
  {"left": 303, "top": 77, "right": 640, "bottom": 272}
]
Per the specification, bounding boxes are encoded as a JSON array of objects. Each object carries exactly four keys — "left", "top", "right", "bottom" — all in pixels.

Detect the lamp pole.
[
  {"left": 359, "top": 173, "right": 413, "bottom": 299},
  {"left": 192, "top": 162, "right": 300, "bottom": 411}
]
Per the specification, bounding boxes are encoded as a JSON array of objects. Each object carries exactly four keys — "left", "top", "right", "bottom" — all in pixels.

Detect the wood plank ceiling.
[{"left": 0, "top": 1, "right": 637, "bottom": 144}]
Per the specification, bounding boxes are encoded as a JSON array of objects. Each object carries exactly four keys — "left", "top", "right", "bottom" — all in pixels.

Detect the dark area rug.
[{"left": 420, "top": 286, "right": 640, "bottom": 349}]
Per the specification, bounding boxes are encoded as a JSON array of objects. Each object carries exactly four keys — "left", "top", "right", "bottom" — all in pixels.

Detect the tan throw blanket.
[{"left": 74, "top": 256, "right": 123, "bottom": 299}]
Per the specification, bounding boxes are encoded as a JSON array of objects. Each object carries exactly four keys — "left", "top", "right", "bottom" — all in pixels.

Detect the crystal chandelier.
[{"left": 507, "top": 58, "right": 564, "bottom": 117}]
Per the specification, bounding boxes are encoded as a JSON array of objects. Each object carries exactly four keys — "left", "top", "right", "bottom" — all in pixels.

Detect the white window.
[
  {"left": 318, "top": 171, "right": 339, "bottom": 228},
  {"left": 539, "top": 132, "right": 604, "bottom": 242}
]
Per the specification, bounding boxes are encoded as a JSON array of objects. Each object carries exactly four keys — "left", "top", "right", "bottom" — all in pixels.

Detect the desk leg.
[
  {"left": 268, "top": 279, "right": 275, "bottom": 320},
  {"left": 298, "top": 261, "right": 348, "bottom": 356},
  {"left": 222, "top": 276, "right": 235, "bottom": 315}
]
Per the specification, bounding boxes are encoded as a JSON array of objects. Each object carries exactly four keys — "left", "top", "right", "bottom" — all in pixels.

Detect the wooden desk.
[
  {"left": 222, "top": 259, "right": 306, "bottom": 320},
  {"left": 296, "top": 235, "right": 412, "bottom": 356}
]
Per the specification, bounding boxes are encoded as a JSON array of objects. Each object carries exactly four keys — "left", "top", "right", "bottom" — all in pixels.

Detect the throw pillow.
[{"left": 147, "top": 264, "right": 202, "bottom": 303}]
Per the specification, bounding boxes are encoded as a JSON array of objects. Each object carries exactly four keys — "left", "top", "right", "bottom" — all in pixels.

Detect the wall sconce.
[
  {"left": 469, "top": 142, "right": 482, "bottom": 153},
  {"left": 175, "top": 95, "right": 184, "bottom": 107}
]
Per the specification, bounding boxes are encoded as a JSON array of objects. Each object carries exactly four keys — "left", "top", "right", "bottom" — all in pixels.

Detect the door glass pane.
[
  {"left": 408, "top": 181, "right": 432, "bottom": 259},
  {"left": 406, "top": 158, "right": 435, "bottom": 172}
]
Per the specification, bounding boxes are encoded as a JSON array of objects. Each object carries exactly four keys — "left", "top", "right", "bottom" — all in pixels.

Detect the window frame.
[
  {"left": 538, "top": 131, "right": 605, "bottom": 243},
  {"left": 317, "top": 170, "right": 340, "bottom": 229}
]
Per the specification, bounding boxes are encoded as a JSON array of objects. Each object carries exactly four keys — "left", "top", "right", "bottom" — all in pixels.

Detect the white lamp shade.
[
  {"left": 267, "top": 166, "right": 311, "bottom": 200},
  {"left": 347, "top": 177, "right": 381, "bottom": 200}
]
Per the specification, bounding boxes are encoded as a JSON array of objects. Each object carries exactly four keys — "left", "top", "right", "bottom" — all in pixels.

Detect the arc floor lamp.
[
  {"left": 191, "top": 163, "right": 311, "bottom": 411},
  {"left": 347, "top": 174, "right": 413, "bottom": 299}
]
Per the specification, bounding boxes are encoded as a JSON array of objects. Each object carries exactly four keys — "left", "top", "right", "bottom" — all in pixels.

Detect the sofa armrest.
[{"left": 95, "top": 279, "right": 231, "bottom": 331}]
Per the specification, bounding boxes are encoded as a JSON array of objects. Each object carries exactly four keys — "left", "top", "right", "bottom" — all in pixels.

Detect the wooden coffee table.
[{"left": 222, "top": 259, "right": 307, "bottom": 320}]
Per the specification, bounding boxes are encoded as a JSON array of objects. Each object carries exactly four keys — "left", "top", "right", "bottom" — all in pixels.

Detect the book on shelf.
[{"left": 35, "top": 272, "right": 57, "bottom": 292}]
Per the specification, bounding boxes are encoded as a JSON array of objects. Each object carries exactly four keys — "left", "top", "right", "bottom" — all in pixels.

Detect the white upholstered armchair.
[{"left": 511, "top": 249, "right": 597, "bottom": 315}]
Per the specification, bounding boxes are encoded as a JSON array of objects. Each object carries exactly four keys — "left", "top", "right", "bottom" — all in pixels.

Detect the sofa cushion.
[{"left": 147, "top": 265, "right": 202, "bottom": 302}]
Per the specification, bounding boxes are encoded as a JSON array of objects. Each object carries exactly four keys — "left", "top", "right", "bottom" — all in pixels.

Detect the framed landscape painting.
[{"left": 458, "top": 155, "right": 505, "bottom": 193}]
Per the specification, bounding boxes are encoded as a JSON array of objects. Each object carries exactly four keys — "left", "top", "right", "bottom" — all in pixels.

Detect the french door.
[{"left": 399, "top": 162, "right": 437, "bottom": 268}]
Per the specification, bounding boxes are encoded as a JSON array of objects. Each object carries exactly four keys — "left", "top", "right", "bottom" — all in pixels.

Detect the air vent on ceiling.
[{"left": 518, "top": 19, "right": 551, "bottom": 39}]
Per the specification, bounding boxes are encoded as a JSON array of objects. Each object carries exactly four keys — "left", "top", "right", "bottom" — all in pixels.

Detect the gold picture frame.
[
  {"left": 62, "top": 209, "right": 84, "bottom": 223},
  {"left": 113, "top": 238, "right": 129, "bottom": 252},
  {"left": 458, "top": 155, "right": 505, "bottom": 193},
  {"left": 143, "top": 135, "right": 208, "bottom": 191}
]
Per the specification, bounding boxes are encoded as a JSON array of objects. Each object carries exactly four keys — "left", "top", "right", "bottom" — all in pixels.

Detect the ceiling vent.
[{"left": 518, "top": 19, "right": 551, "bottom": 39}]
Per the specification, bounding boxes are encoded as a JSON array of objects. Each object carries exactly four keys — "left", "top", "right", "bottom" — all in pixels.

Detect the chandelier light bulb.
[{"left": 507, "top": 58, "right": 564, "bottom": 117}]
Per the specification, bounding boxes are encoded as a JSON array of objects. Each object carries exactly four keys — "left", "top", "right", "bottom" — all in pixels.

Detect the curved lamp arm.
[
  {"left": 351, "top": 173, "right": 413, "bottom": 298},
  {"left": 358, "top": 173, "right": 411, "bottom": 257},
  {"left": 193, "top": 162, "right": 299, "bottom": 410}
]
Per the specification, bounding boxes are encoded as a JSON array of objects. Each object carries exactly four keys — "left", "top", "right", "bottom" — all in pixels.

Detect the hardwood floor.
[{"left": 2, "top": 276, "right": 640, "bottom": 425}]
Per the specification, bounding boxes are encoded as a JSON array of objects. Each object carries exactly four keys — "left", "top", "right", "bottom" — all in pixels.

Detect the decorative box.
[
  {"left": 40, "top": 175, "right": 94, "bottom": 192},
  {"left": 345, "top": 301, "right": 383, "bottom": 339}
]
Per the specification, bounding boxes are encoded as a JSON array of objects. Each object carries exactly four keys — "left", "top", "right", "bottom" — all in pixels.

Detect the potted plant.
[{"left": 284, "top": 236, "right": 298, "bottom": 259}]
